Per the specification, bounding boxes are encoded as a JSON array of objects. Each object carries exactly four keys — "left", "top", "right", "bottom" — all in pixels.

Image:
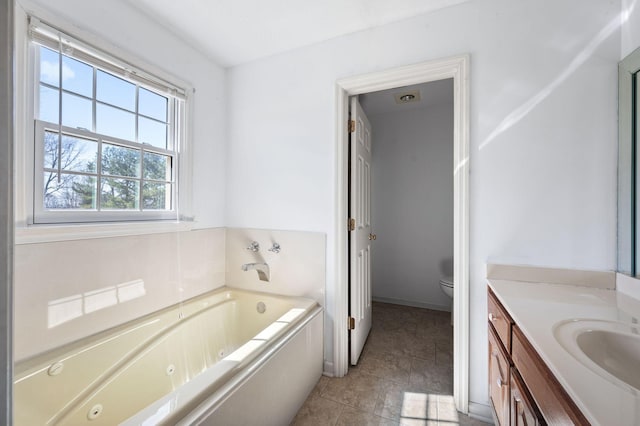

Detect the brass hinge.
[
  {"left": 348, "top": 218, "right": 356, "bottom": 231},
  {"left": 348, "top": 119, "right": 355, "bottom": 133},
  {"left": 348, "top": 316, "right": 355, "bottom": 330}
]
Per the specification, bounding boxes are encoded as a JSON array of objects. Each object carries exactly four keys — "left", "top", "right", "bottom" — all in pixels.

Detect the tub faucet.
[{"left": 241, "top": 262, "right": 270, "bottom": 282}]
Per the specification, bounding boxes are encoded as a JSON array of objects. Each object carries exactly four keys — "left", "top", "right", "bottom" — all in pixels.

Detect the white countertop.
[{"left": 488, "top": 279, "right": 640, "bottom": 426}]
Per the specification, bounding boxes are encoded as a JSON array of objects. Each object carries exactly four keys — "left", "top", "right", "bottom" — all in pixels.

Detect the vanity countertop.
[{"left": 488, "top": 279, "right": 640, "bottom": 426}]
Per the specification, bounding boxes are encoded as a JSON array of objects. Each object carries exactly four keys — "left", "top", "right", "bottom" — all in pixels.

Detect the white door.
[{"left": 349, "top": 96, "right": 373, "bottom": 365}]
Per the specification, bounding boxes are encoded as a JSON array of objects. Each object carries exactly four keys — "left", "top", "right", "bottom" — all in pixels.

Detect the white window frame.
[
  {"left": 14, "top": 9, "right": 194, "bottom": 243},
  {"left": 34, "top": 120, "right": 179, "bottom": 223}
]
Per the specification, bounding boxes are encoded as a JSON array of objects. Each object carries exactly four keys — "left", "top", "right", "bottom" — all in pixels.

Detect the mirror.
[{"left": 618, "top": 47, "right": 640, "bottom": 276}]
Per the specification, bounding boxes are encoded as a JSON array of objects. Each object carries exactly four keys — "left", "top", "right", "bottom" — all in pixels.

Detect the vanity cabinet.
[
  {"left": 510, "top": 369, "right": 542, "bottom": 426},
  {"left": 488, "top": 287, "right": 589, "bottom": 426},
  {"left": 488, "top": 325, "right": 511, "bottom": 425}
]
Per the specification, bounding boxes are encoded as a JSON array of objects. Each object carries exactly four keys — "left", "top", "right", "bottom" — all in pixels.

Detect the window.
[{"left": 29, "top": 19, "right": 186, "bottom": 224}]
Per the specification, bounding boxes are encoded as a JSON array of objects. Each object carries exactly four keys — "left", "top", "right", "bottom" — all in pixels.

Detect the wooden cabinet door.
[
  {"left": 488, "top": 288, "right": 513, "bottom": 352},
  {"left": 511, "top": 369, "right": 545, "bottom": 426},
  {"left": 489, "top": 325, "right": 510, "bottom": 425},
  {"left": 511, "top": 326, "right": 589, "bottom": 425}
]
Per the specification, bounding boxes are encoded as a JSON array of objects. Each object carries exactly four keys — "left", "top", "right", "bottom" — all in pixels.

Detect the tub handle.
[{"left": 268, "top": 243, "right": 281, "bottom": 254}]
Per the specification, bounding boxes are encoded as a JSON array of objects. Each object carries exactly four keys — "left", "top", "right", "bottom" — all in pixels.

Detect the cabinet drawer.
[
  {"left": 511, "top": 326, "right": 589, "bottom": 425},
  {"left": 511, "top": 368, "right": 545, "bottom": 426},
  {"left": 488, "top": 325, "right": 510, "bottom": 426},
  {"left": 488, "top": 287, "right": 513, "bottom": 351}
]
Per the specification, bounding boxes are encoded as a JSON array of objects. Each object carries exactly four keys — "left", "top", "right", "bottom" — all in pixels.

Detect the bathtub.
[{"left": 13, "top": 287, "right": 323, "bottom": 425}]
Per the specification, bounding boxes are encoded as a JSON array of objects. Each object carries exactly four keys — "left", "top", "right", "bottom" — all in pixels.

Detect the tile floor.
[{"left": 291, "top": 302, "right": 491, "bottom": 426}]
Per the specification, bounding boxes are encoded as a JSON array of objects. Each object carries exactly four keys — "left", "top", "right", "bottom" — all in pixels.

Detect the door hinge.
[
  {"left": 348, "top": 316, "right": 355, "bottom": 330},
  {"left": 348, "top": 218, "right": 356, "bottom": 231},
  {"left": 348, "top": 119, "right": 355, "bottom": 133}
]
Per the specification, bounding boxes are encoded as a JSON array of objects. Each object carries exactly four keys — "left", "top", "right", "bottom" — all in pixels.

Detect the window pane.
[
  {"left": 96, "top": 70, "right": 135, "bottom": 111},
  {"left": 60, "top": 134, "right": 98, "bottom": 173},
  {"left": 62, "top": 55, "right": 93, "bottom": 97},
  {"left": 101, "top": 178, "right": 140, "bottom": 209},
  {"left": 96, "top": 103, "right": 135, "bottom": 141},
  {"left": 39, "top": 85, "right": 59, "bottom": 123},
  {"left": 143, "top": 152, "right": 171, "bottom": 181},
  {"left": 39, "top": 46, "right": 59, "bottom": 87},
  {"left": 139, "top": 88, "right": 167, "bottom": 121},
  {"left": 62, "top": 92, "right": 92, "bottom": 131},
  {"left": 43, "top": 131, "right": 97, "bottom": 173},
  {"left": 44, "top": 173, "right": 97, "bottom": 209},
  {"left": 43, "top": 131, "right": 58, "bottom": 169},
  {"left": 143, "top": 182, "right": 170, "bottom": 210},
  {"left": 101, "top": 144, "right": 140, "bottom": 178},
  {"left": 138, "top": 117, "right": 167, "bottom": 148}
]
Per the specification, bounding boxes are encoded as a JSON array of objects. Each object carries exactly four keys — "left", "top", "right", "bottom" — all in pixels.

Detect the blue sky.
[{"left": 39, "top": 46, "right": 169, "bottom": 150}]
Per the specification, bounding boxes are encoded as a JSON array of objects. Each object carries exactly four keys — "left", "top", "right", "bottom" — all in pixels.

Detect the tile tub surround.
[
  {"left": 14, "top": 227, "right": 226, "bottom": 360},
  {"left": 487, "top": 279, "right": 640, "bottom": 426},
  {"left": 225, "top": 227, "right": 326, "bottom": 305},
  {"left": 291, "top": 302, "right": 490, "bottom": 426},
  {"left": 14, "top": 226, "right": 326, "bottom": 361}
]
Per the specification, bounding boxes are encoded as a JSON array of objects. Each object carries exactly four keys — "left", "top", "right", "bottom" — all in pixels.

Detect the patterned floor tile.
[{"left": 292, "top": 303, "right": 492, "bottom": 426}]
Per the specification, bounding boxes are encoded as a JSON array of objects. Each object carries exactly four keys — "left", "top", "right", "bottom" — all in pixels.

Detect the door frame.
[
  {"left": 333, "top": 54, "right": 470, "bottom": 413},
  {"left": 1, "top": 0, "right": 14, "bottom": 422}
]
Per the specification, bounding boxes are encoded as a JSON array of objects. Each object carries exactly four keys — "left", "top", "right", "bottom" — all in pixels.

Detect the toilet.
[
  {"left": 439, "top": 276, "right": 454, "bottom": 325},
  {"left": 439, "top": 276, "right": 454, "bottom": 299}
]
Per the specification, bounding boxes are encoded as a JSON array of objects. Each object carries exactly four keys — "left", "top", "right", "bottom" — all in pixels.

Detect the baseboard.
[
  {"left": 468, "top": 402, "right": 494, "bottom": 424},
  {"left": 322, "top": 360, "right": 334, "bottom": 377},
  {"left": 372, "top": 296, "right": 451, "bottom": 312}
]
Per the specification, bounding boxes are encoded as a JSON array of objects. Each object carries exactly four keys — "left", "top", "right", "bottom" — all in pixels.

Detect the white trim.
[
  {"left": 14, "top": 4, "right": 32, "bottom": 228},
  {"left": 15, "top": 220, "right": 193, "bottom": 245},
  {"left": 32, "top": 121, "right": 179, "bottom": 224},
  {"left": 333, "top": 55, "right": 470, "bottom": 413},
  {"left": 322, "top": 361, "right": 335, "bottom": 377},
  {"left": 468, "top": 402, "right": 493, "bottom": 423},
  {"left": 1, "top": 0, "right": 14, "bottom": 421},
  {"left": 333, "top": 83, "right": 350, "bottom": 379}
]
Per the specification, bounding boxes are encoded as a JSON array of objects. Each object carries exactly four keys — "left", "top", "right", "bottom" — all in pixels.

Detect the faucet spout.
[{"left": 241, "top": 262, "right": 270, "bottom": 282}]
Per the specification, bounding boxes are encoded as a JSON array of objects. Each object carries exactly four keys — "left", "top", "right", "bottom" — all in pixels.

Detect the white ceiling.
[
  {"left": 359, "top": 79, "right": 453, "bottom": 116},
  {"left": 126, "top": 0, "right": 466, "bottom": 67}
]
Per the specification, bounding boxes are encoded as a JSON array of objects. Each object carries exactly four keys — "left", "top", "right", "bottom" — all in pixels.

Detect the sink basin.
[
  {"left": 576, "top": 329, "right": 640, "bottom": 391},
  {"left": 554, "top": 319, "right": 640, "bottom": 393}
]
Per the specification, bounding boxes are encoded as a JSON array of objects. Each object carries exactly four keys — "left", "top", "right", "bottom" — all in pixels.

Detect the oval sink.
[
  {"left": 575, "top": 329, "right": 640, "bottom": 391},
  {"left": 554, "top": 319, "right": 640, "bottom": 393}
]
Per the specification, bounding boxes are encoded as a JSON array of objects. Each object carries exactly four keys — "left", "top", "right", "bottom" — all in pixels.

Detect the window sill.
[{"left": 15, "top": 220, "right": 194, "bottom": 245}]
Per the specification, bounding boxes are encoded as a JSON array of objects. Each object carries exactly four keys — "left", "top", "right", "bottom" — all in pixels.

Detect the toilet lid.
[{"left": 440, "top": 276, "right": 453, "bottom": 287}]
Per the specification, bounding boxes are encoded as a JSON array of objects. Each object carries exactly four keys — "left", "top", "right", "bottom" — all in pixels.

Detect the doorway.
[
  {"left": 360, "top": 79, "right": 455, "bottom": 313},
  {"left": 334, "top": 55, "right": 470, "bottom": 413}
]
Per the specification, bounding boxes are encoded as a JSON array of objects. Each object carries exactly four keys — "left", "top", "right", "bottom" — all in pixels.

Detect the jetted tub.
[{"left": 14, "top": 287, "right": 323, "bottom": 425}]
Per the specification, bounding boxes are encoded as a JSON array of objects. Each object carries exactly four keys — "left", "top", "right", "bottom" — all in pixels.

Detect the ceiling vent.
[{"left": 394, "top": 90, "right": 421, "bottom": 104}]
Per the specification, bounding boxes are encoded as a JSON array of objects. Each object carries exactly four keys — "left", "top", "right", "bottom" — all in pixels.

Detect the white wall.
[
  {"left": 226, "top": 0, "right": 621, "bottom": 407},
  {"left": 369, "top": 104, "right": 453, "bottom": 311},
  {"left": 622, "top": 0, "right": 640, "bottom": 58}
]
